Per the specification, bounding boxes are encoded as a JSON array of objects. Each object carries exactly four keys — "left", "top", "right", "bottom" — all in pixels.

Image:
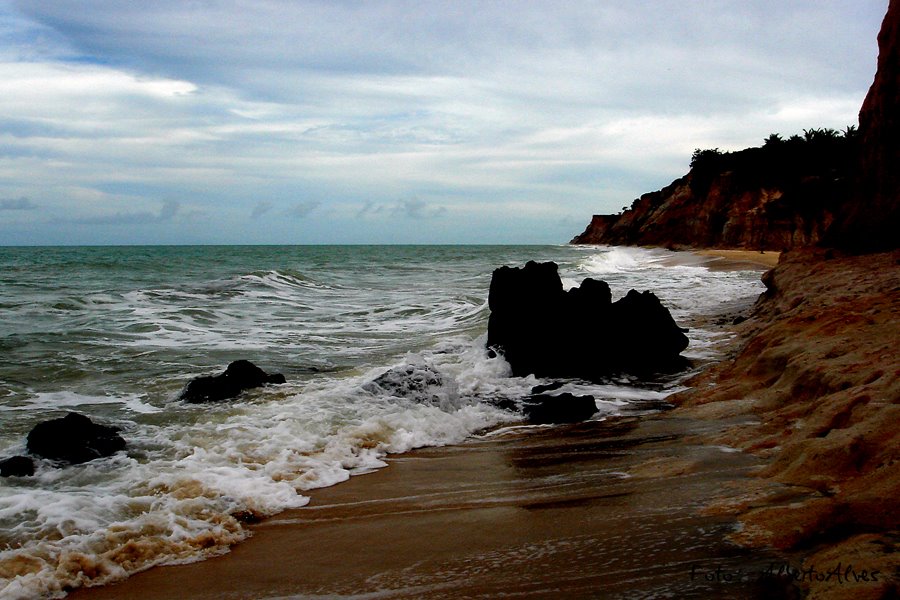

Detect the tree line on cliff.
[{"left": 689, "top": 126, "right": 858, "bottom": 198}]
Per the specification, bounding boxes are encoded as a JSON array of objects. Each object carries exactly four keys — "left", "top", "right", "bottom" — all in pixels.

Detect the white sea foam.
[
  {"left": 6, "top": 392, "right": 162, "bottom": 415},
  {"left": 0, "top": 342, "right": 523, "bottom": 598},
  {"left": 0, "top": 244, "right": 768, "bottom": 598}
]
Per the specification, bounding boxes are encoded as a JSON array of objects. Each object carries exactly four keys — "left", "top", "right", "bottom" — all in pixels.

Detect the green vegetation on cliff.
[{"left": 689, "top": 127, "right": 858, "bottom": 196}]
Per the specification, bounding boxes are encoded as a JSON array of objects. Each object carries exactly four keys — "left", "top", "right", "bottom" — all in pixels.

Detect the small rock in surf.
[
  {"left": 179, "top": 360, "right": 286, "bottom": 403},
  {"left": 523, "top": 393, "right": 598, "bottom": 424},
  {"left": 0, "top": 455, "right": 35, "bottom": 477},
  {"left": 26, "top": 412, "right": 126, "bottom": 465},
  {"left": 363, "top": 364, "right": 443, "bottom": 402}
]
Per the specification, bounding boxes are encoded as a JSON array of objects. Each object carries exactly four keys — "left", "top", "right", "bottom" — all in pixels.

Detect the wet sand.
[
  {"left": 70, "top": 414, "right": 800, "bottom": 600},
  {"left": 694, "top": 249, "right": 781, "bottom": 270}
]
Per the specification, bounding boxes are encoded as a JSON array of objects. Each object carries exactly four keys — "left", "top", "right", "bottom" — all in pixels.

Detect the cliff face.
[
  {"left": 827, "top": 0, "right": 900, "bottom": 251},
  {"left": 575, "top": 1, "right": 899, "bottom": 252},
  {"left": 571, "top": 169, "right": 843, "bottom": 251}
]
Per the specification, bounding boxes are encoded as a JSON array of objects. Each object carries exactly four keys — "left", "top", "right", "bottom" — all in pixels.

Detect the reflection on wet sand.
[{"left": 71, "top": 415, "right": 802, "bottom": 599}]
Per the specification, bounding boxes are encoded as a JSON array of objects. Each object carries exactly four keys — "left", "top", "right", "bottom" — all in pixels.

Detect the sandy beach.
[
  {"left": 70, "top": 414, "right": 801, "bottom": 600},
  {"left": 694, "top": 249, "right": 781, "bottom": 270}
]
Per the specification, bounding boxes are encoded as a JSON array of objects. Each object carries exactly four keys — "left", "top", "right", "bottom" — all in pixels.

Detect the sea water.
[{"left": 0, "top": 245, "right": 766, "bottom": 598}]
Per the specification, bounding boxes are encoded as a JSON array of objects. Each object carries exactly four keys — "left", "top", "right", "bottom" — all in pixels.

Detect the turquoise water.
[{"left": 0, "top": 245, "right": 766, "bottom": 598}]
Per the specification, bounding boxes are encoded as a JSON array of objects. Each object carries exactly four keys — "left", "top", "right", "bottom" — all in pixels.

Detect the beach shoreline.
[
  {"left": 63, "top": 252, "right": 800, "bottom": 599},
  {"left": 66, "top": 247, "right": 899, "bottom": 600},
  {"left": 693, "top": 249, "right": 781, "bottom": 270},
  {"left": 69, "top": 414, "right": 801, "bottom": 600}
]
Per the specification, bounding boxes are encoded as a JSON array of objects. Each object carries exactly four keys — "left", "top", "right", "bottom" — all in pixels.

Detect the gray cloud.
[
  {"left": 391, "top": 199, "right": 447, "bottom": 220},
  {"left": 0, "top": 197, "right": 36, "bottom": 210},
  {"left": 287, "top": 200, "right": 321, "bottom": 218},
  {"left": 11, "top": 1, "right": 885, "bottom": 107},
  {"left": 1, "top": 1, "right": 888, "bottom": 244},
  {"left": 68, "top": 199, "right": 180, "bottom": 225},
  {"left": 250, "top": 200, "right": 273, "bottom": 219},
  {"left": 356, "top": 200, "right": 385, "bottom": 218},
  {"left": 356, "top": 199, "right": 447, "bottom": 220}
]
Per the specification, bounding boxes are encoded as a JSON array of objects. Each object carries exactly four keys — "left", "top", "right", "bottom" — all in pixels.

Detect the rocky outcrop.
[
  {"left": 0, "top": 455, "right": 35, "bottom": 477},
  {"left": 26, "top": 412, "right": 126, "bottom": 465},
  {"left": 671, "top": 247, "right": 900, "bottom": 597},
  {"left": 571, "top": 148, "right": 849, "bottom": 250},
  {"left": 486, "top": 261, "right": 688, "bottom": 379},
  {"left": 363, "top": 364, "right": 444, "bottom": 403},
  {"left": 523, "top": 393, "right": 598, "bottom": 424},
  {"left": 826, "top": 0, "right": 900, "bottom": 252},
  {"left": 179, "top": 360, "right": 286, "bottom": 403}
]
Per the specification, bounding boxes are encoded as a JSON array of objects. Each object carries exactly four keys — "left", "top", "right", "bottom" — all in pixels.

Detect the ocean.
[{"left": 0, "top": 245, "right": 767, "bottom": 599}]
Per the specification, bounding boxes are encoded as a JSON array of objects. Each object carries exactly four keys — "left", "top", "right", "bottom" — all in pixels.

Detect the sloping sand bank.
[
  {"left": 695, "top": 249, "right": 781, "bottom": 269},
  {"left": 673, "top": 248, "right": 899, "bottom": 599}
]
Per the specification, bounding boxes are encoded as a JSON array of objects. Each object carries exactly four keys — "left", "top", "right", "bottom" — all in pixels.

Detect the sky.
[{"left": 0, "top": 1, "right": 889, "bottom": 245}]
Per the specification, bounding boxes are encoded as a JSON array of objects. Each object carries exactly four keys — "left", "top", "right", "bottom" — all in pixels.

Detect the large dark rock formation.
[
  {"left": 826, "top": 0, "right": 900, "bottom": 251},
  {"left": 487, "top": 261, "right": 688, "bottom": 379},
  {"left": 26, "top": 412, "right": 126, "bottom": 465},
  {"left": 179, "top": 360, "right": 286, "bottom": 403}
]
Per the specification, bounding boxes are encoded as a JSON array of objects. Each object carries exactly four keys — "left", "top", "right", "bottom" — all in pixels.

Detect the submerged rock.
[
  {"left": 523, "top": 393, "right": 598, "bottom": 424},
  {"left": 26, "top": 413, "right": 126, "bottom": 465},
  {"left": 487, "top": 261, "right": 688, "bottom": 379},
  {"left": 0, "top": 455, "right": 35, "bottom": 477},
  {"left": 179, "top": 360, "right": 286, "bottom": 403},
  {"left": 363, "top": 364, "right": 444, "bottom": 402}
]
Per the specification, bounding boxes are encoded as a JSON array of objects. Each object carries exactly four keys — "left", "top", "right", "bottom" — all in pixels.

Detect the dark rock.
[
  {"left": 0, "top": 455, "right": 35, "bottom": 477},
  {"left": 180, "top": 360, "right": 286, "bottom": 403},
  {"left": 608, "top": 289, "right": 691, "bottom": 370},
  {"left": 363, "top": 364, "right": 443, "bottom": 401},
  {"left": 26, "top": 413, "right": 125, "bottom": 465},
  {"left": 523, "top": 393, "right": 597, "bottom": 424},
  {"left": 486, "top": 261, "right": 689, "bottom": 379},
  {"left": 530, "top": 381, "right": 567, "bottom": 395},
  {"left": 479, "top": 396, "right": 520, "bottom": 413},
  {"left": 486, "top": 261, "right": 568, "bottom": 378},
  {"left": 231, "top": 510, "right": 264, "bottom": 524}
]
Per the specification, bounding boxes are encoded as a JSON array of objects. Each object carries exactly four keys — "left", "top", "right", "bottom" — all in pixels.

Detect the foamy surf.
[{"left": 0, "top": 245, "right": 768, "bottom": 598}]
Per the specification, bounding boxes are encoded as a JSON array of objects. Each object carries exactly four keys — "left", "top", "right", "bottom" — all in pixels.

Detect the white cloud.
[{"left": 0, "top": 0, "right": 888, "bottom": 244}]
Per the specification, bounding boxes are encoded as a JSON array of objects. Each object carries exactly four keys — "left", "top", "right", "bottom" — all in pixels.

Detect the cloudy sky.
[{"left": 0, "top": 1, "right": 888, "bottom": 245}]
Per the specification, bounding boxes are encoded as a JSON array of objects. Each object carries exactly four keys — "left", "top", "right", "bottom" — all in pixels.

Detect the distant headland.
[{"left": 572, "top": 0, "right": 899, "bottom": 255}]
